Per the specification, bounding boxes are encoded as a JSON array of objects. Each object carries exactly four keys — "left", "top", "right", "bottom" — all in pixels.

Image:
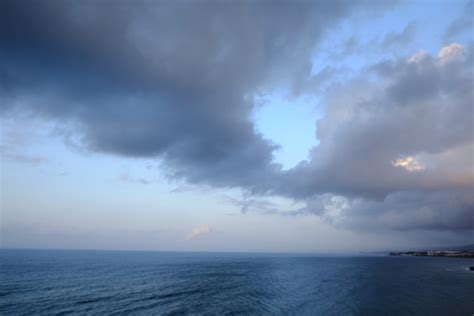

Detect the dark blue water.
[{"left": 1, "top": 249, "right": 473, "bottom": 315}]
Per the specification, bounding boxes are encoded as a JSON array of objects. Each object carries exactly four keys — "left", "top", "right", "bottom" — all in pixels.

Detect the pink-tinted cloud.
[{"left": 185, "top": 225, "right": 212, "bottom": 240}]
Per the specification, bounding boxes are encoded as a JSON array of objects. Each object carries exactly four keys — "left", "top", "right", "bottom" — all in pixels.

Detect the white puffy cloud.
[
  {"left": 438, "top": 43, "right": 465, "bottom": 65},
  {"left": 392, "top": 156, "right": 424, "bottom": 172}
]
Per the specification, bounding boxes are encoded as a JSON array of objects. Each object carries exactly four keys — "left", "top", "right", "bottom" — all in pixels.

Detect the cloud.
[
  {"left": 0, "top": 0, "right": 381, "bottom": 194},
  {"left": 443, "top": 0, "right": 474, "bottom": 41},
  {"left": 438, "top": 43, "right": 465, "bottom": 65},
  {"left": 280, "top": 44, "right": 472, "bottom": 198},
  {"left": 392, "top": 156, "right": 424, "bottom": 172},
  {"left": 0, "top": 116, "right": 50, "bottom": 166},
  {"left": 273, "top": 43, "right": 473, "bottom": 231},
  {"left": 185, "top": 225, "right": 212, "bottom": 241},
  {"left": 0, "top": 150, "right": 48, "bottom": 166},
  {"left": 119, "top": 172, "right": 153, "bottom": 185},
  {"left": 381, "top": 22, "right": 416, "bottom": 49},
  {"left": 299, "top": 190, "right": 473, "bottom": 232},
  {"left": 332, "top": 22, "right": 416, "bottom": 61},
  {"left": 1, "top": 2, "right": 471, "bottom": 233},
  {"left": 223, "top": 194, "right": 281, "bottom": 215}
]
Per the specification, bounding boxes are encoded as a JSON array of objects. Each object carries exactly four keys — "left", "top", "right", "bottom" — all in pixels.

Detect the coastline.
[{"left": 389, "top": 250, "right": 474, "bottom": 259}]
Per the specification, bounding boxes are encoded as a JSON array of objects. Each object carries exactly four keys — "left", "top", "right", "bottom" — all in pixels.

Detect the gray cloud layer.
[
  {"left": 1, "top": 1, "right": 472, "bottom": 232},
  {"left": 279, "top": 44, "right": 473, "bottom": 230}
]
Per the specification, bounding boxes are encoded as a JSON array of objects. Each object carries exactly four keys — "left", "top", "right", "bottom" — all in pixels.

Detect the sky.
[{"left": 1, "top": 0, "right": 473, "bottom": 253}]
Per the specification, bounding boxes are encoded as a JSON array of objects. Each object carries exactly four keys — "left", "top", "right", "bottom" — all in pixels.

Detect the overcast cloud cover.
[{"left": 1, "top": 0, "right": 473, "bottom": 244}]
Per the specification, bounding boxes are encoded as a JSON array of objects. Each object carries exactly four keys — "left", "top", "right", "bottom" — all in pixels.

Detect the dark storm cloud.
[
  {"left": 0, "top": 0, "right": 373, "bottom": 192},
  {"left": 1, "top": 1, "right": 472, "bottom": 232}
]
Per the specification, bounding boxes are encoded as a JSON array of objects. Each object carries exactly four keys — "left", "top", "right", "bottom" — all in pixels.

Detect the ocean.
[{"left": 1, "top": 249, "right": 473, "bottom": 315}]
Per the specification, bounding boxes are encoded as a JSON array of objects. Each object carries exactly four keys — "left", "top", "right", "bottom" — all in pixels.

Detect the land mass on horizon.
[{"left": 389, "top": 250, "right": 474, "bottom": 259}]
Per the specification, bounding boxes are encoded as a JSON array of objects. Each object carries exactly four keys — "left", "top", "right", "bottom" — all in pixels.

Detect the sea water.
[{"left": 1, "top": 249, "right": 473, "bottom": 315}]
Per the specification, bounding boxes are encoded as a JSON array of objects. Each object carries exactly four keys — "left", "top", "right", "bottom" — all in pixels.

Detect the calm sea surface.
[{"left": 0, "top": 249, "right": 473, "bottom": 315}]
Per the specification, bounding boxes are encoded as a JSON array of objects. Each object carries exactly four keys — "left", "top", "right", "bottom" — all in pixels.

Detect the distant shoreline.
[{"left": 389, "top": 250, "right": 474, "bottom": 259}]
